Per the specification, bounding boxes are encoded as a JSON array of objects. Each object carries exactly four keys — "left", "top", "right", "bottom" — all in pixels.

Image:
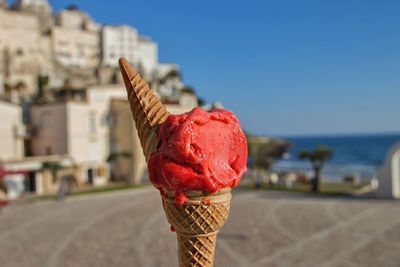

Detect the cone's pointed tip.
[
  {"left": 118, "top": 57, "right": 137, "bottom": 84},
  {"left": 118, "top": 57, "right": 127, "bottom": 67},
  {"left": 118, "top": 57, "right": 129, "bottom": 72}
]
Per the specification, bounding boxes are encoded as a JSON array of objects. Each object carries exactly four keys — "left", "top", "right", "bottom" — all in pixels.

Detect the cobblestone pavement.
[{"left": 1, "top": 188, "right": 400, "bottom": 267}]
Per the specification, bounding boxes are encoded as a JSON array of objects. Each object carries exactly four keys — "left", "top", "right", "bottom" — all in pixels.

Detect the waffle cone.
[
  {"left": 162, "top": 188, "right": 232, "bottom": 267},
  {"left": 118, "top": 58, "right": 169, "bottom": 161}
]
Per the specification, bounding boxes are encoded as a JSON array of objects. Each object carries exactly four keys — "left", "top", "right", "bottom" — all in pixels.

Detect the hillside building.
[
  {"left": 55, "top": 7, "right": 100, "bottom": 32},
  {"left": 0, "top": 7, "right": 52, "bottom": 95},
  {"left": 101, "top": 25, "right": 138, "bottom": 68},
  {"left": 51, "top": 26, "right": 100, "bottom": 69},
  {"left": 136, "top": 37, "right": 158, "bottom": 76},
  {"left": 11, "top": 0, "right": 53, "bottom": 33}
]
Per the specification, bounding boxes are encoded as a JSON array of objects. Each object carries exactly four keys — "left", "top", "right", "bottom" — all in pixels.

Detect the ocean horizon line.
[{"left": 273, "top": 131, "right": 400, "bottom": 139}]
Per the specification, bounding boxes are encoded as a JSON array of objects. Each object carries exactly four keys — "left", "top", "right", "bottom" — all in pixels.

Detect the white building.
[
  {"left": 156, "top": 63, "right": 184, "bottom": 97},
  {"left": 101, "top": 26, "right": 158, "bottom": 76},
  {"left": 376, "top": 142, "right": 400, "bottom": 199},
  {"left": 137, "top": 37, "right": 158, "bottom": 76},
  {"left": 0, "top": 101, "right": 25, "bottom": 160},
  {"left": 30, "top": 85, "right": 126, "bottom": 185},
  {"left": 101, "top": 25, "right": 138, "bottom": 68}
]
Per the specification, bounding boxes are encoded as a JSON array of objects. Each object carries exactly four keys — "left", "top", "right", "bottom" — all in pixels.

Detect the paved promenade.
[{"left": 1, "top": 188, "right": 399, "bottom": 267}]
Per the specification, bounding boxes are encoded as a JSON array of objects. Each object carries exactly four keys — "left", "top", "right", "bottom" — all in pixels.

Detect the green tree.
[
  {"left": 161, "top": 69, "right": 181, "bottom": 83},
  {"left": 181, "top": 86, "right": 195, "bottom": 94},
  {"left": 36, "top": 75, "right": 49, "bottom": 100},
  {"left": 106, "top": 151, "right": 132, "bottom": 163},
  {"left": 197, "top": 97, "right": 205, "bottom": 106},
  {"left": 247, "top": 135, "right": 292, "bottom": 187},
  {"left": 298, "top": 145, "right": 334, "bottom": 192},
  {"left": 41, "top": 161, "right": 77, "bottom": 196},
  {"left": 247, "top": 136, "right": 292, "bottom": 170},
  {"left": 41, "top": 161, "right": 63, "bottom": 183}
]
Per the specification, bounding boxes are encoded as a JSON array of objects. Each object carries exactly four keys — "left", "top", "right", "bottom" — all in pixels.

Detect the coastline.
[{"left": 273, "top": 160, "right": 378, "bottom": 182}]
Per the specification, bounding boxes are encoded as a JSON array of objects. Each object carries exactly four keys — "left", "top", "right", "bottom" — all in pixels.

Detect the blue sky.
[{"left": 48, "top": 0, "right": 400, "bottom": 136}]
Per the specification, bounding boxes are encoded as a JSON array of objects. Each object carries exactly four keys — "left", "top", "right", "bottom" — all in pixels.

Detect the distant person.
[{"left": 57, "top": 176, "right": 66, "bottom": 202}]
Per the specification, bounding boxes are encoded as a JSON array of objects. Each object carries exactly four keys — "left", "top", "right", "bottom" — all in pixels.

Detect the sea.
[{"left": 272, "top": 133, "right": 400, "bottom": 182}]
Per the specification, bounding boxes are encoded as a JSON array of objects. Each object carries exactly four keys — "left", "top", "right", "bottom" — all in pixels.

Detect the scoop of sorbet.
[{"left": 148, "top": 107, "right": 247, "bottom": 205}]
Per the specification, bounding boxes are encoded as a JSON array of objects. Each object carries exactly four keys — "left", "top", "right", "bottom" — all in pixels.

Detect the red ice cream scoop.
[{"left": 148, "top": 107, "right": 248, "bottom": 205}]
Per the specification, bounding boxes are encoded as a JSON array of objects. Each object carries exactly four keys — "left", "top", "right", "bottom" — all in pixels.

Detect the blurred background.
[{"left": 0, "top": 1, "right": 399, "bottom": 267}]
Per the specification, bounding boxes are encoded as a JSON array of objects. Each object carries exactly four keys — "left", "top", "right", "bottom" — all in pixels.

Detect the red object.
[
  {"left": 0, "top": 200, "right": 7, "bottom": 207},
  {"left": 202, "top": 199, "right": 212, "bottom": 205},
  {"left": 148, "top": 107, "right": 248, "bottom": 205},
  {"left": 0, "top": 168, "right": 28, "bottom": 178}
]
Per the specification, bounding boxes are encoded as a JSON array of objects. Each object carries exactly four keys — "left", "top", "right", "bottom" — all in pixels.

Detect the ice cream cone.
[
  {"left": 119, "top": 57, "right": 234, "bottom": 266},
  {"left": 118, "top": 57, "right": 169, "bottom": 161},
  {"left": 162, "top": 188, "right": 232, "bottom": 267}
]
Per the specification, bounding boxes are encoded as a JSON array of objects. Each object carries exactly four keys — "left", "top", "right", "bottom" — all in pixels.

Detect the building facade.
[
  {"left": 13, "top": 0, "right": 49, "bottom": 7},
  {"left": 11, "top": 0, "right": 53, "bottom": 33},
  {"left": 0, "top": 8, "right": 52, "bottom": 94},
  {"left": 30, "top": 85, "right": 126, "bottom": 186},
  {"left": 137, "top": 37, "right": 158, "bottom": 76},
  {"left": 51, "top": 26, "right": 100, "bottom": 69},
  {"left": 101, "top": 26, "right": 158, "bottom": 77},
  {"left": 55, "top": 8, "right": 100, "bottom": 32},
  {"left": 156, "top": 63, "right": 184, "bottom": 98},
  {"left": 0, "top": 101, "right": 25, "bottom": 160},
  {"left": 2, "top": 155, "right": 75, "bottom": 199},
  {"left": 101, "top": 25, "right": 138, "bottom": 68}
]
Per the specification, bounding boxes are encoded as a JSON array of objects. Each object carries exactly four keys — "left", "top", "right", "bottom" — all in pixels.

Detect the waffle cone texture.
[
  {"left": 162, "top": 188, "right": 232, "bottom": 267},
  {"left": 118, "top": 58, "right": 169, "bottom": 161}
]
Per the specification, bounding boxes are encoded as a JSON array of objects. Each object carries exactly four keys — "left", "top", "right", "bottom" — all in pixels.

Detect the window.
[
  {"left": 16, "top": 48, "right": 24, "bottom": 55},
  {"left": 98, "top": 166, "right": 105, "bottom": 177},
  {"left": 89, "top": 112, "right": 97, "bottom": 135},
  {"left": 42, "top": 113, "right": 52, "bottom": 129},
  {"left": 102, "top": 114, "right": 109, "bottom": 126}
]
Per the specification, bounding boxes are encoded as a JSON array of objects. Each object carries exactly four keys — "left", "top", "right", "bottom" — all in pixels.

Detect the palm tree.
[
  {"left": 41, "top": 161, "right": 63, "bottom": 183},
  {"left": 298, "top": 145, "right": 334, "bottom": 192},
  {"left": 41, "top": 161, "right": 77, "bottom": 199},
  {"left": 161, "top": 69, "right": 181, "bottom": 83}
]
